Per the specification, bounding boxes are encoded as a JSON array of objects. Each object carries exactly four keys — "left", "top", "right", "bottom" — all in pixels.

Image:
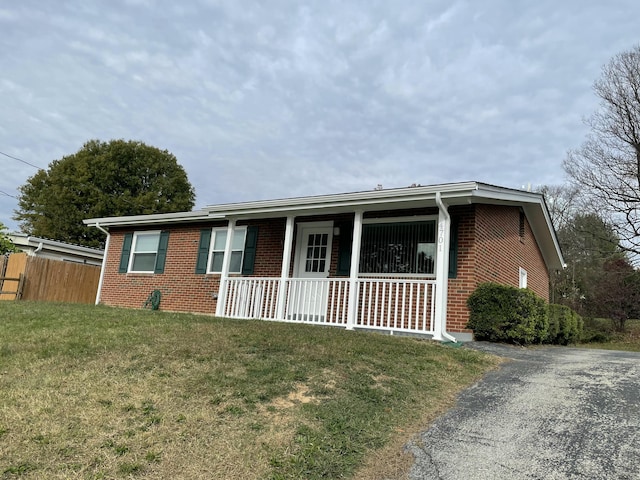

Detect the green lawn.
[{"left": 0, "top": 302, "right": 498, "bottom": 480}]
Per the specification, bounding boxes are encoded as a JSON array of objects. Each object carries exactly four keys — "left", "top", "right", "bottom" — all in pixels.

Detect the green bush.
[
  {"left": 580, "top": 317, "right": 613, "bottom": 343},
  {"left": 546, "top": 304, "right": 583, "bottom": 345},
  {"left": 466, "top": 282, "right": 548, "bottom": 345}
]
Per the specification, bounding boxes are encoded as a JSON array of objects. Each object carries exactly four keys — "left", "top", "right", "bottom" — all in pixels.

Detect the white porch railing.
[
  {"left": 221, "top": 277, "right": 436, "bottom": 334},
  {"left": 355, "top": 279, "right": 436, "bottom": 334},
  {"left": 223, "top": 277, "right": 280, "bottom": 320}
]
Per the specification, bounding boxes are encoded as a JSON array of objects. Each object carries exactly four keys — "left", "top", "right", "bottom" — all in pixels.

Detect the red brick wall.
[
  {"left": 101, "top": 219, "right": 289, "bottom": 313},
  {"left": 239, "top": 218, "right": 286, "bottom": 277},
  {"left": 445, "top": 204, "right": 550, "bottom": 334},
  {"left": 446, "top": 206, "right": 476, "bottom": 332},
  {"left": 474, "top": 204, "right": 548, "bottom": 299},
  {"left": 100, "top": 224, "right": 222, "bottom": 313}
]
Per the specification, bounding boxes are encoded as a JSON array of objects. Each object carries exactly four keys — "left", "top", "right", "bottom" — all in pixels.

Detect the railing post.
[
  {"left": 276, "top": 216, "right": 295, "bottom": 320},
  {"left": 346, "top": 210, "right": 363, "bottom": 330}
]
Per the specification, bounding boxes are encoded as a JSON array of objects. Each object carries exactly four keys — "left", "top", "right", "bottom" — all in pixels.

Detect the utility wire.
[
  {"left": 0, "top": 150, "right": 42, "bottom": 170},
  {"left": 0, "top": 189, "right": 17, "bottom": 199}
]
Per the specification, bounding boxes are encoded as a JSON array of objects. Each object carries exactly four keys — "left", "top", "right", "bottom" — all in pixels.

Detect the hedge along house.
[{"left": 84, "top": 181, "right": 563, "bottom": 342}]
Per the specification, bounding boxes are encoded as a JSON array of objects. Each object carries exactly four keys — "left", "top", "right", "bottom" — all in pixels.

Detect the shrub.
[
  {"left": 580, "top": 317, "right": 613, "bottom": 343},
  {"left": 546, "top": 304, "right": 583, "bottom": 345},
  {"left": 466, "top": 282, "right": 548, "bottom": 345}
]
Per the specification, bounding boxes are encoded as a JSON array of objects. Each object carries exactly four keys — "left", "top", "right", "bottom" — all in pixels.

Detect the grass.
[
  {"left": 0, "top": 301, "right": 498, "bottom": 479},
  {"left": 579, "top": 318, "right": 640, "bottom": 352}
]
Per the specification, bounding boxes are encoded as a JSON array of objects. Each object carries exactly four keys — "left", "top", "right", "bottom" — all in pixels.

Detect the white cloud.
[{"left": 0, "top": 0, "right": 639, "bottom": 231}]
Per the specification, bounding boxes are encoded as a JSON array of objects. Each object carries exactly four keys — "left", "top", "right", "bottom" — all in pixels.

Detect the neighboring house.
[
  {"left": 84, "top": 181, "right": 563, "bottom": 341},
  {"left": 8, "top": 234, "right": 104, "bottom": 266}
]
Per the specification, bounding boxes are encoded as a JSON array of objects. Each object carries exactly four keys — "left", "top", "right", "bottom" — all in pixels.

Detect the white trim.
[
  {"left": 362, "top": 214, "right": 438, "bottom": 224},
  {"left": 128, "top": 230, "right": 161, "bottom": 273}
]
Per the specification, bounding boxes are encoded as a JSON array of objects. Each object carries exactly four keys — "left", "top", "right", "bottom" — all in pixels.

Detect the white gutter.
[
  {"left": 93, "top": 222, "right": 110, "bottom": 306},
  {"left": 434, "top": 192, "right": 457, "bottom": 343}
]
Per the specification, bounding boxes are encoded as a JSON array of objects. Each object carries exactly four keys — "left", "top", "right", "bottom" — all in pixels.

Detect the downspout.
[
  {"left": 25, "top": 237, "right": 44, "bottom": 256},
  {"left": 434, "top": 192, "right": 457, "bottom": 343},
  {"left": 94, "top": 222, "right": 110, "bottom": 306}
]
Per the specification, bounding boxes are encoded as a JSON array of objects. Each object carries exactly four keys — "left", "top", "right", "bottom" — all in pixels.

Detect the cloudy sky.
[{"left": 1, "top": 1, "right": 638, "bottom": 232}]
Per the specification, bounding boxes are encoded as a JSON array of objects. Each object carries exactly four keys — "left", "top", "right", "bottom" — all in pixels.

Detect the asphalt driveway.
[{"left": 407, "top": 344, "right": 640, "bottom": 479}]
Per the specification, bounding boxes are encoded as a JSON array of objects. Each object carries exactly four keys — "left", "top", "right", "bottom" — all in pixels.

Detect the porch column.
[
  {"left": 276, "top": 216, "right": 295, "bottom": 320},
  {"left": 346, "top": 210, "right": 363, "bottom": 330},
  {"left": 433, "top": 192, "right": 451, "bottom": 341},
  {"left": 215, "top": 218, "right": 236, "bottom": 317}
]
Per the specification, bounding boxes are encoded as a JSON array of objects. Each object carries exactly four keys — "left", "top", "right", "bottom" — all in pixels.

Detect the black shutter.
[
  {"left": 154, "top": 231, "right": 170, "bottom": 274},
  {"left": 118, "top": 233, "right": 133, "bottom": 273},
  {"left": 448, "top": 219, "right": 459, "bottom": 279},
  {"left": 195, "top": 229, "right": 212, "bottom": 274},
  {"left": 336, "top": 222, "right": 353, "bottom": 276},
  {"left": 241, "top": 226, "right": 259, "bottom": 275}
]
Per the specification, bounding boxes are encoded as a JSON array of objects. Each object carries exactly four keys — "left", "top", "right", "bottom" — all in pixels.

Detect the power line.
[
  {"left": 0, "top": 150, "right": 42, "bottom": 170},
  {"left": 0, "top": 189, "right": 17, "bottom": 199}
]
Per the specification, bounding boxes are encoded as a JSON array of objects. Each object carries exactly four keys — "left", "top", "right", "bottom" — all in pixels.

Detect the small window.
[
  {"left": 130, "top": 232, "right": 160, "bottom": 273},
  {"left": 208, "top": 228, "right": 247, "bottom": 273},
  {"left": 519, "top": 267, "right": 528, "bottom": 289},
  {"left": 519, "top": 211, "right": 526, "bottom": 242}
]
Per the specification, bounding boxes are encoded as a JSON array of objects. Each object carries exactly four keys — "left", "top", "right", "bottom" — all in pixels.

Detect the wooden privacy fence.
[
  {"left": 0, "top": 253, "right": 100, "bottom": 304},
  {"left": 0, "top": 253, "right": 26, "bottom": 300}
]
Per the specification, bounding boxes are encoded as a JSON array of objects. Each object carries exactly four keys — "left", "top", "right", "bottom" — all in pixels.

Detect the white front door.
[{"left": 290, "top": 223, "right": 334, "bottom": 321}]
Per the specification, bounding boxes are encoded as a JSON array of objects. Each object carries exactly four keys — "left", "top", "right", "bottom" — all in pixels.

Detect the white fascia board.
[
  {"left": 470, "top": 184, "right": 543, "bottom": 204},
  {"left": 83, "top": 209, "right": 221, "bottom": 228},
  {"left": 10, "top": 234, "right": 104, "bottom": 259},
  {"left": 82, "top": 183, "right": 481, "bottom": 227},
  {"left": 203, "top": 182, "right": 480, "bottom": 218},
  {"left": 29, "top": 237, "right": 104, "bottom": 257}
]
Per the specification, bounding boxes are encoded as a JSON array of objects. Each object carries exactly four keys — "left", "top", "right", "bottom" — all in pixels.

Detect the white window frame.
[
  {"left": 359, "top": 215, "right": 438, "bottom": 278},
  {"left": 519, "top": 267, "right": 528, "bottom": 289},
  {"left": 128, "top": 231, "right": 161, "bottom": 273},
  {"left": 207, "top": 227, "right": 247, "bottom": 274}
]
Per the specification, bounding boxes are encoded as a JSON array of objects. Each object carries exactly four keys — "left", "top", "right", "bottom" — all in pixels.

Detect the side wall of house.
[
  {"left": 445, "top": 204, "right": 550, "bottom": 334},
  {"left": 474, "top": 204, "right": 549, "bottom": 298}
]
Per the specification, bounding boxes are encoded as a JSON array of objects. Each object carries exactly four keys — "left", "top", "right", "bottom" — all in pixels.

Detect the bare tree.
[
  {"left": 563, "top": 45, "right": 640, "bottom": 257},
  {"left": 537, "top": 184, "right": 581, "bottom": 231}
]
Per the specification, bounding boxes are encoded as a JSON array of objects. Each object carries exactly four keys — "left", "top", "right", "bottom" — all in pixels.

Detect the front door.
[{"left": 290, "top": 223, "right": 334, "bottom": 321}]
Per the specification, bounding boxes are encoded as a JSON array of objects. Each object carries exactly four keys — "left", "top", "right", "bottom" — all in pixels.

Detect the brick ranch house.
[{"left": 84, "top": 181, "right": 563, "bottom": 342}]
